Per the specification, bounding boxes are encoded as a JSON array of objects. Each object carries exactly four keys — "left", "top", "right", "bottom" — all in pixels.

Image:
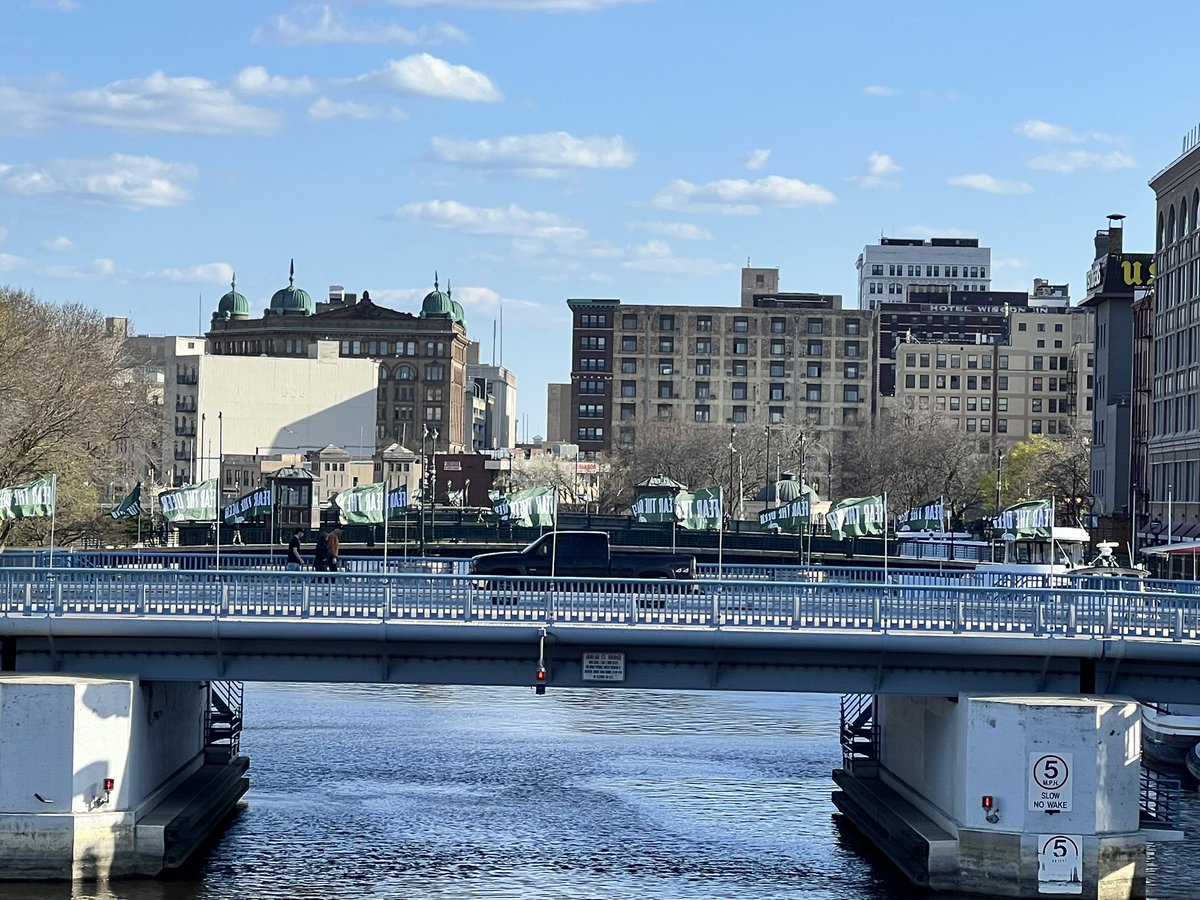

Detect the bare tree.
[{"left": 0, "top": 287, "right": 159, "bottom": 545}]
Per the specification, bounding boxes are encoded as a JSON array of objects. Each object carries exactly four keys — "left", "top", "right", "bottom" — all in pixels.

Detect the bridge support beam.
[
  {"left": 0, "top": 675, "right": 248, "bottom": 881},
  {"left": 834, "top": 693, "right": 1146, "bottom": 899}
]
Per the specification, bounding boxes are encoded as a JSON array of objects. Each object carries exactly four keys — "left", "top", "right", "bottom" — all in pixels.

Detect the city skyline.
[{"left": 0, "top": 0, "right": 1184, "bottom": 437}]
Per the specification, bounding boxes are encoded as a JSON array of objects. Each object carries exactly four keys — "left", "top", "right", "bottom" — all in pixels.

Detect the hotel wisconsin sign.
[{"left": 1084, "top": 253, "right": 1155, "bottom": 299}]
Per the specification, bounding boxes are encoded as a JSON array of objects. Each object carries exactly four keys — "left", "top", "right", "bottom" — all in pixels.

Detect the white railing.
[{"left": 2, "top": 567, "right": 1200, "bottom": 642}]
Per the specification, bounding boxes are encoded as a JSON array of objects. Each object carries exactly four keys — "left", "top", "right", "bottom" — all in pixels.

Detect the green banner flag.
[
  {"left": 675, "top": 486, "right": 722, "bottom": 531},
  {"left": 631, "top": 489, "right": 676, "bottom": 524},
  {"left": 110, "top": 482, "right": 143, "bottom": 520},
  {"left": 993, "top": 499, "right": 1053, "bottom": 539},
  {"left": 160, "top": 480, "right": 217, "bottom": 523},
  {"left": 492, "top": 485, "right": 557, "bottom": 527},
  {"left": 759, "top": 495, "right": 811, "bottom": 532},
  {"left": 336, "top": 482, "right": 385, "bottom": 525},
  {"left": 825, "top": 495, "right": 885, "bottom": 541},
  {"left": 0, "top": 474, "right": 56, "bottom": 520},
  {"left": 223, "top": 486, "right": 273, "bottom": 525},
  {"left": 897, "top": 498, "right": 944, "bottom": 532}
]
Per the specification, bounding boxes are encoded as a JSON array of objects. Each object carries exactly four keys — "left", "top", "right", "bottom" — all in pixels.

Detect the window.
[
  {"left": 845, "top": 319, "right": 861, "bottom": 335},
  {"left": 871, "top": 264, "right": 884, "bottom": 276},
  {"left": 919, "top": 374, "right": 930, "bottom": 388},
  {"left": 950, "top": 397, "right": 960, "bottom": 411},
  {"left": 425, "top": 406, "right": 443, "bottom": 421},
  {"left": 396, "top": 340, "right": 416, "bottom": 356},
  {"left": 967, "top": 355, "right": 978, "bottom": 369},
  {"left": 621, "top": 314, "right": 638, "bottom": 329},
  {"left": 950, "top": 375, "right": 960, "bottom": 389},
  {"left": 659, "top": 359, "right": 674, "bottom": 375},
  {"left": 936, "top": 353, "right": 947, "bottom": 368},
  {"left": 806, "top": 384, "right": 822, "bottom": 402},
  {"left": 807, "top": 318, "right": 823, "bottom": 334},
  {"left": 424, "top": 364, "right": 445, "bottom": 380},
  {"left": 845, "top": 341, "right": 862, "bottom": 358},
  {"left": 620, "top": 404, "right": 635, "bottom": 421},
  {"left": 657, "top": 381, "right": 673, "bottom": 399},
  {"left": 997, "top": 419, "right": 1008, "bottom": 433},
  {"left": 621, "top": 359, "right": 637, "bottom": 374},
  {"left": 732, "top": 382, "right": 748, "bottom": 400},
  {"left": 998, "top": 355, "right": 1009, "bottom": 369},
  {"left": 659, "top": 314, "right": 675, "bottom": 331},
  {"left": 906, "top": 353, "right": 917, "bottom": 367},
  {"left": 1032, "top": 399, "right": 1043, "bottom": 412},
  {"left": 936, "top": 375, "right": 946, "bottom": 389},
  {"left": 621, "top": 336, "right": 637, "bottom": 352},
  {"left": 967, "top": 376, "right": 977, "bottom": 390},
  {"left": 950, "top": 354, "right": 961, "bottom": 369},
  {"left": 807, "top": 340, "right": 823, "bottom": 356},
  {"left": 966, "top": 419, "right": 977, "bottom": 433},
  {"left": 580, "top": 313, "right": 608, "bottom": 328},
  {"left": 695, "top": 382, "right": 711, "bottom": 399},
  {"left": 577, "top": 404, "right": 604, "bottom": 418},
  {"left": 732, "top": 317, "right": 749, "bottom": 332},
  {"left": 578, "top": 426, "right": 604, "bottom": 441},
  {"left": 771, "top": 339, "right": 786, "bottom": 355},
  {"left": 981, "top": 376, "right": 992, "bottom": 390},
  {"left": 732, "top": 406, "right": 747, "bottom": 423},
  {"left": 769, "top": 383, "right": 785, "bottom": 401},
  {"left": 579, "top": 380, "right": 604, "bottom": 394},
  {"left": 967, "top": 397, "right": 977, "bottom": 411},
  {"left": 696, "top": 315, "right": 712, "bottom": 332},
  {"left": 807, "top": 361, "right": 821, "bottom": 378},
  {"left": 843, "top": 385, "right": 861, "bottom": 402},
  {"left": 1018, "top": 322, "right": 1027, "bottom": 332},
  {"left": 771, "top": 317, "right": 787, "bottom": 333},
  {"left": 1036, "top": 339, "right": 1045, "bottom": 348},
  {"left": 694, "top": 405, "right": 711, "bottom": 422},
  {"left": 657, "top": 337, "right": 674, "bottom": 353},
  {"left": 770, "top": 361, "right": 785, "bottom": 377},
  {"left": 579, "top": 357, "right": 608, "bottom": 371},
  {"left": 998, "top": 398, "right": 1008, "bottom": 412},
  {"left": 769, "top": 408, "right": 784, "bottom": 424},
  {"left": 695, "top": 359, "right": 711, "bottom": 375},
  {"left": 424, "top": 341, "right": 445, "bottom": 356},
  {"left": 425, "top": 386, "right": 445, "bottom": 401},
  {"left": 920, "top": 354, "right": 930, "bottom": 367},
  {"left": 905, "top": 374, "right": 916, "bottom": 389},
  {"left": 1033, "top": 377, "right": 1043, "bottom": 391},
  {"left": 621, "top": 381, "right": 636, "bottom": 398},
  {"left": 1031, "top": 420, "right": 1043, "bottom": 435},
  {"left": 998, "top": 376, "right": 1008, "bottom": 390},
  {"left": 844, "top": 362, "right": 860, "bottom": 379},
  {"left": 806, "top": 408, "right": 822, "bottom": 424},
  {"left": 696, "top": 338, "right": 712, "bottom": 354},
  {"left": 733, "top": 339, "right": 749, "bottom": 354}
]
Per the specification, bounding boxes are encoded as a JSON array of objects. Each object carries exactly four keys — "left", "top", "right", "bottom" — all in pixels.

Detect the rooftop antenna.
[
  {"left": 289, "top": 258, "right": 295, "bottom": 287},
  {"left": 499, "top": 293, "right": 504, "bottom": 368},
  {"left": 492, "top": 318, "right": 497, "bottom": 366},
  {"left": 434, "top": 270, "right": 439, "bottom": 291}
]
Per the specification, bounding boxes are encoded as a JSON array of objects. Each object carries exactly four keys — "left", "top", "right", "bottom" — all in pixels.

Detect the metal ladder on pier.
[
  {"left": 204, "top": 681, "right": 245, "bottom": 763},
  {"left": 839, "top": 693, "right": 879, "bottom": 775}
]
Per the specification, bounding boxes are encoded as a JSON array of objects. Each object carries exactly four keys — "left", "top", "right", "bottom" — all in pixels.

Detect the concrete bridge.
[{"left": 1, "top": 558, "right": 1196, "bottom": 898}]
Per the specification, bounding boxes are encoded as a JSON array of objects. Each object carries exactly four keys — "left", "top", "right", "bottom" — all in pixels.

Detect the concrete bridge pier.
[
  {"left": 0, "top": 675, "right": 249, "bottom": 880},
  {"left": 834, "top": 693, "right": 1149, "bottom": 899}
]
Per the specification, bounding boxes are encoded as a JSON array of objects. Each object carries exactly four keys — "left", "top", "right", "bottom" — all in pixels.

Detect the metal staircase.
[
  {"left": 1139, "top": 764, "right": 1182, "bottom": 831},
  {"left": 204, "top": 681, "right": 244, "bottom": 763},
  {"left": 839, "top": 693, "right": 879, "bottom": 774}
]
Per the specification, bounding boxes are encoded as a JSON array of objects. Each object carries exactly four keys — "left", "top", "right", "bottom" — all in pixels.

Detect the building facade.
[
  {"left": 566, "top": 272, "right": 867, "bottom": 457},
  {"left": 856, "top": 237, "right": 992, "bottom": 310},
  {"left": 545, "top": 383, "right": 572, "bottom": 444},
  {"left": 205, "top": 269, "right": 473, "bottom": 455},
  {"left": 1147, "top": 138, "right": 1200, "bottom": 533}
]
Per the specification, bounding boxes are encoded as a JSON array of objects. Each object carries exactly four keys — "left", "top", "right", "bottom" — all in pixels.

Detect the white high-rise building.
[{"left": 856, "top": 237, "right": 992, "bottom": 309}]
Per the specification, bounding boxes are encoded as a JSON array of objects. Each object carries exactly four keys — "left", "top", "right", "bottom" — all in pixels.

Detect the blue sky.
[{"left": 0, "top": 0, "right": 1188, "bottom": 438}]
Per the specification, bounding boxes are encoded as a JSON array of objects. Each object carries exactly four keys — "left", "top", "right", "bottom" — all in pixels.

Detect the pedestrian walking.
[
  {"left": 327, "top": 524, "right": 343, "bottom": 572},
  {"left": 314, "top": 527, "right": 331, "bottom": 572},
  {"left": 286, "top": 527, "right": 306, "bottom": 571}
]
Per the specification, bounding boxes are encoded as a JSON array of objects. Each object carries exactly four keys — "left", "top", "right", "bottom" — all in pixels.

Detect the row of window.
[
  {"left": 343, "top": 339, "right": 440, "bottom": 357},
  {"left": 867, "top": 282, "right": 991, "bottom": 295},
  {"left": 605, "top": 313, "right": 864, "bottom": 335},
  {"left": 378, "top": 364, "right": 445, "bottom": 381},
  {"left": 870, "top": 264, "right": 988, "bottom": 278},
  {"left": 904, "top": 374, "right": 1002, "bottom": 391}
]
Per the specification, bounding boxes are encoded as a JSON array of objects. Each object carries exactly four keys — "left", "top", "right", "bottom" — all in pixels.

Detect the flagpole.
[
  {"left": 550, "top": 488, "right": 559, "bottom": 578},
  {"left": 215, "top": 412, "right": 223, "bottom": 571},
  {"left": 269, "top": 486, "right": 276, "bottom": 566},
  {"left": 383, "top": 483, "right": 390, "bottom": 574},
  {"left": 49, "top": 474, "right": 57, "bottom": 568},
  {"left": 882, "top": 491, "right": 889, "bottom": 585},
  {"left": 718, "top": 486, "right": 725, "bottom": 581}
]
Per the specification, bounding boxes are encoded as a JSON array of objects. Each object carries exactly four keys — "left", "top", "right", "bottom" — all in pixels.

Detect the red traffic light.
[
  {"left": 981, "top": 795, "right": 993, "bottom": 810},
  {"left": 535, "top": 667, "right": 546, "bottom": 682},
  {"left": 104, "top": 778, "right": 115, "bottom": 792}
]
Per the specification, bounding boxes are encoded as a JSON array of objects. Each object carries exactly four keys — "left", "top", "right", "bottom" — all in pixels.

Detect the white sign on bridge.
[
  {"left": 1029, "top": 752, "right": 1073, "bottom": 813},
  {"left": 581, "top": 652, "right": 625, "bottom": 682},
  {"left": 1037, "top": 833, "right": 1083, "bottom": 894}
]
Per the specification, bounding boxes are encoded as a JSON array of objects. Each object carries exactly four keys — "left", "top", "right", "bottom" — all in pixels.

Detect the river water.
[{"left": 1, "top": 684, "right": 1197, "bottom": 899}]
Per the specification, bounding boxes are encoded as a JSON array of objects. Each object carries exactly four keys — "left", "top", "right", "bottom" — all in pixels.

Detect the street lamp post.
[
  {"left": 728, "top": 426, "right": 737, "bottom": 524},
  {"left": 996, "top": 447, "right": 1005, "bottom": 514},
  {"left": 764, "top": 426, "right": 771, "bottom": 505}
]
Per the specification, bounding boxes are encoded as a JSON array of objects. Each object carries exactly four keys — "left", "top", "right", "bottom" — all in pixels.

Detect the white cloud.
[
  {"left": 345, "top": 53, "right": 501, "bottom": 102},
  {"left": 850, "top": 151, "right": 903, "bottom": 189},
  {"left": 430, "top": 132, "right": 634, "bottom": 175},
  {"left": 1015, "top": 120, "right": 1085, "bottom": 143},
  {"left": 900, "top": 225, "right": 979, "bottom": 240},
  {"left": 743, "top": 148, "right": 771, "bottom": 171},
  {"left": 445, "top": 284, "right": 541, "bottom": 312},
  {"left": 386, "top": 0, "right": 646, "bottom": 9},
  {"left": 947, "top": 173, "right": 1033, "bottom": 195},
  {"left": 0, "top": 154, "right": 196, "bottom": 209},
  {"left": 30, "top": 0, "right": 79, "bottom": 10},
  {"left": 1028, "top": 150, "right": 1135, "bottom": 174},
  {"left": 622, "top": 240, "right": 733, "bottom": 276},
  {"left": 41, "top": 235, "right": 74, "bottom": 252},
  {"left": 627, "top": 220, "right": 713, "bottom": 241},
  {"left": 255, "top": 6, "right": 468, "bottom": 46},
  {"left": 992, "top": 257, "right": 1028, "bottom": 269},
  {"left": 44, "top": 257, "right": 115, "bottom": 279},
  {"left": 308, "top": 97, "right": 405, "bottom": 120},
  {"left": 0, "top": 253, "right": 25, "bottom": 271},
  {"left": 146, "top": 262, "right": 234, "bottom": 284},
  {"left": 232, "top": 66, "right": 315, "bottom": 96},
  {"left": 652, "top": 175, "right": 836, "bottom": 214},
  {"left": 0, "top": 72, "right": 284, "bottom": 136},
  {"left": 863, "top": 85, "right": 895, "bottom": 96},
  {"left": 395, "top": 199, "right": 586, "bottom": 240}
]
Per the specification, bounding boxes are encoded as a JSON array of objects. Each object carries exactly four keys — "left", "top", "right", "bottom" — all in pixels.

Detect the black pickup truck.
[{"left": 468, "top": 531, "right": 696, "bottom": 579}]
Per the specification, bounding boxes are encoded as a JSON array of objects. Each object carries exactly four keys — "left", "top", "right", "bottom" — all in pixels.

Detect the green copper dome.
[
  {"left": 450, "top": 298, "right": 465, "bottom": 327},
  {"left": 420, "top": 272, "right": 454, "bottom": 320},
  {"left": 213, "top": 274, "right": 250, "bottom": 321},
  {"left": 269, "top": 259, "right": 313, "bottom": 317}
]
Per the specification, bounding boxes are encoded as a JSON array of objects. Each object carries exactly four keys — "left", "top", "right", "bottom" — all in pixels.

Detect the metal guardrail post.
[
  {"left": 1175, "top": 608, "right": 1184, "bottom": 643},
  {"left": 1067, "top": 598, "right": 1076, "bottom": 636},
  {"left": 954, "top": 598, "right": 964, "bottom": 633},
  {"left": 302, "top": 584, "right": 310, "bottom": 619},
  {"left": 711, "top": 585, "right": 720, "bottom": 627},
  {"left": 872, "top": 592, "right": 882, "bottom": 632},
  {"left": 140, "top": 584, "right": 148, "bottom": 617}
]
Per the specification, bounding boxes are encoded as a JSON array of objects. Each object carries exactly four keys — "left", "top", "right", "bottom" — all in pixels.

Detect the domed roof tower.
[
  {"left": 447, "top": 279, "right": 466, "bottom": 328},
  {"left": 269, "top": 259, "right": 313, "bottom": 316},
  {"left": 420, "top": 272, "right": 454, "bottom": 320},
  {"left": 212, "top": 274, "right": 250, "bottom": 321}
]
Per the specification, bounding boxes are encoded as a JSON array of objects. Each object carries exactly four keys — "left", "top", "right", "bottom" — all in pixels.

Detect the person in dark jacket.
[
  {"left": 314, "top": 528, "right": 331, "bottom": 572},
  {"left": 287, "top": 528, "right": 306, "bottom": 571}
]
